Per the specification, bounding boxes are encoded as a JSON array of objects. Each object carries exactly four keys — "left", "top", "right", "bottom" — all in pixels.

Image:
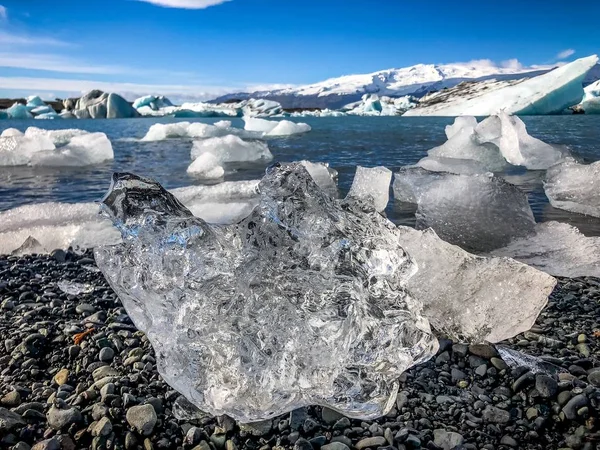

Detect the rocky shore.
[{"left": 0, "top": 252, "right": 598, "bottom": 450}]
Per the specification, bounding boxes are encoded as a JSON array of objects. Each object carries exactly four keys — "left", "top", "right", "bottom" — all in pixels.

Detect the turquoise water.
[{"left": 1, "top": 115, "right": 600, "bottom": 234}]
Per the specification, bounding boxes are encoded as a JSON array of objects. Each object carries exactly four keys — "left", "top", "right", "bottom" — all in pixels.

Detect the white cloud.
[
  {"left": 556, "top": 49, "right": 575, "bottom": 60},
  {"left": 0, "top": 52, "right": 128, "bottom": 74},
  {"left": 0, "top": 76, "right": 235, "bottom": 102},
  {"left": 0, "top": 5, "right": 7, "bottom": 20},
  {"left": 137, "top": 0, "right": 230, "bottom": 9},
  {"left": 500, "top": 58, "right": 523, "bottom": 70},
  {"left": 245, "top": 83, "right": 297, "bottom": 92},
  {"left": 0, "top": 31, "right": 73, "bottom": 47}
]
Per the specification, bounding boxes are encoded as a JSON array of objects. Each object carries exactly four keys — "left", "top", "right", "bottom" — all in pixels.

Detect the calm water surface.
[{"left": 1, "top": 115, "right": 600, "bottom": 234}]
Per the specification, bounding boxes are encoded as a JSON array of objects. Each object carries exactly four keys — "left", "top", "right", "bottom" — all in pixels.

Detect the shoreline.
[{"left": 0, "top": 252, "right": 598, "bottom": 449}]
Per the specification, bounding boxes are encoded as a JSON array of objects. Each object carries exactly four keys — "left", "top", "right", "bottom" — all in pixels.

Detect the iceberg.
[
  {"left": 393, "top": 168, "right": 536, "bottom": 252},
  {"left": 190, "top": 135, "right": 273, "bottom": 164},
  {"left": 26, "top": 96, "right": 46, "bottom": 108},
  {"left": 574, "top": 80, "right": 600, "bottom": 114},
  {"left": 133, "top": 95, "right": 174, "bottom": 110},
  {"left": 243, "top": 118, "right": 311, "bottom": 136},
  {"left": 0, "top": 127, "right": 113, "bottom": 167},
  {"left": 397, "top": 226, "right": 556, "bottom": 343},
  {"left": 187, "top": 152, "right": 225, "bottom": 179},
  {"left": 68, "top": 90, "right": 140, "bottom": 119},
  {"left": 238, "top": 98, "right": 283, "bottom": 117},
  {"left": 94, "top": 165, "right": 438, "bottom": 422},
  {"left": 141, "top": 121, "right": 249, "bottom": 141},
  {"left": 342, "top": 94, "right": 416, "bottom": 116},
  {"left": 347, "top": 166, "right": 392, "bottom": 212},
  {"left": 491, "top": 222, "right": 600, "bottom": 278},
  {"left": 405, "top": 55, "right": 599, "bottom": 116},
  {"left": 6, "top": 103, "right": 33, "bottom": 119},
  {"left": 544, "top": 159, "right": 600, "bottom": 217}
]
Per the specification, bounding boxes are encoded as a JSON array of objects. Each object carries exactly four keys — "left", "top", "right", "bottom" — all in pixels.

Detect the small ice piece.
[
  {"left": 243, "top": 118, "right": 311, "bottom": 136},
  {"left": 57, "top": 280, "right": 95, "bottom": 296},
  {"left": 393, "top": 169, "right": 536, "bottom": 252},
  {"left": 30, "top": 105, "right": 55, "bottom": 115},
  {"left": 187, "top": 152, "right": 225, "bottom": 179},
  {"left": 11, "top": 236, "right": 46, "bottom": 256},
  {"left": 544, "top": 159, "right": 600, "bottom": 218},
  {"left": 214, "top": 120, "right": 232, "bottom": 128},
  {"left": 172, "top": 396, "right": 209, "bottom": 421},
  {"left": 94, "top": 164, "right": 438, "bottom": 422},
  {"left": 416, "top": 156, "right": 487, "bottom": 175},
  {"left": 30, "top": 132, "right": 114, "bottom": 166},
  {"left": 490, "top": 222, "right": 600, "bottom": 278},
  {"left": 299, "top": 161, "right": 338, "bottom": 197},
  {"left": 475, "top": 113, "right": 567, "bottom": 170},
  {"left": 445, "top": 116, "right": 478, "bottom": 139},
  {"left": 346, "top": 166, "right": 392, "bottom": 212},
  {"left": 191, "top": 135, "right": 273, "bottom": 163},
  {"left": 397, "top": 226, "right": 556, "bottom": 343},
  {"left": 496, "top": 347, "right": 566, "bottom": 375}
]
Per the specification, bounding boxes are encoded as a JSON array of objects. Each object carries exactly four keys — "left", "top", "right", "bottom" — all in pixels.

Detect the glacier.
[
  {"left": 397, "top": 226, "right": 556, "bottom": 343},
  {"left": 544, "top": 159, "right": 600, "bottom": 217},
  {"left": 0, "top": 127, "right": 113, "bottom": 167},
  {"left": 405, "top": 55, "right": 599, "bottom": 116},
  {"left": 393, "top": 168, "right": 536, "bottom": 252},
  {"left": 491, "top": 222, "right": 600, "bottom": 278},
  {"left": 95, "top": 165, "right": 438, "bottom": 422}
]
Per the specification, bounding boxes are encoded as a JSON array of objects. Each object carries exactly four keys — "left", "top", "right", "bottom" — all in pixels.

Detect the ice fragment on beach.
[
  {"left": 496, "top": 347, "right": 566, "bottom": 375},
  {"left": 491, "top": 222, "right": 600, "bottom": 278},
  {"left": 397, "top": 227, "right": 556, "bottom": 343},
  {"left": 544, "top": 159, "right": 600, "bottom": 218},
  {"left": 346, "top": 166, "right": 392, "bottom": 212},
  {"left": 94, "top": 163, "right": 438, "bottom": 422},
  {"left": 393, "top": 168, "right": 535, "bottom": 252},
  {"left": 57, "top": 280, "right": 95, "bottom": 296}
]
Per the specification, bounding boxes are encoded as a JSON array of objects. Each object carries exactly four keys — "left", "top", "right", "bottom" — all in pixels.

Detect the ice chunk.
[
  {"left": 29, "top": 132, "right": 114, "bottom": 167},
  {"left": 34, "top": 112, "right": 60, "bottom": 120},
  {"left": 6, "top": 103, "right": 33, "bottom": 119},
  {"left": 214, "top": 120, "right": 232, "bottom": 128},
  {"left": 133, "top": 95, "right": 173, "bottom": 110},
  {"left": 243, "top": 118, "right": 311, "bottom": 136},
  {"left": 107, "top": 93, "right": 140, "bottom": 119},
  {"left": 342, "top": 94, "right": 416, "bottom": 116},
  {"left": 26, "top": 96, "right": 46, "bottom": 108},
  {"left": 24, "top": 127, "right": 88, "bottom": 146},
  {"left": 191, "top": 135, "right": 273, "bottom": 163},
  {"left": 30, "top": 105, "right": 55, "bottom": 115},
  {"left": 416, "top": 156, "right": 487, "bottom": 175},
  {"left": 94, "top": 165, "right": 438, "bottom": 422},
  {"left": 475, "top": 113, "right": 568, "bottom": 170},
  {"left": 445, "top": 116, "right": 478, "bottom": 139},
  {"left": 346, "top": 166, "right": 392, "bottom": 212},
  {"left": 491, "top": 222, "right": 600, "bottom": 278},
  {"left": 187, "top": 152, "right": 225, "bottom": 179},
  {"left": 1, "top": 128, "right": 23, "bottom": 138},
  {"left": 405, "top": 55, "right": 599, "bottom": 116},
  {"left": 496, "top": 347, "right": 566, "bottom": 375},
  {"left": 57, "top": 280, "right": 95, "bottom": 295},
  {"left": 397, "top": 227, "right": 556, "bottom": 343},
  {"left": 0, "top": 134, "right": 55, "bottom": 166},
  {"left": 141, "top": 121, "right": 248, "bottom": 141},
  {"left": 544, "top": 159, "right": 600, "bottom": 218},
  {"left": 70, "top": 90, "right": 139, "bottom": 119},
  {"left": 393, "top": 169, "right": 536, "bottom": 252},
  {"left": 299, "top": 160, "right": 338, "bottom": 197},
  {"left": 11, "top": 236, "right": 46, "bottom": 256},
  {"left": 239, "top": 98, "right": 283, "bottom": 117}
]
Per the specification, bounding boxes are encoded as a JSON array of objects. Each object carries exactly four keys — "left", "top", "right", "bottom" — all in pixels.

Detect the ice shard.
[
  {"left": 346, "top": 166, "right": 392, "bottom": 212},
  {"left": 397, "top": 227, "right": 556, "bottom": 343},
  {"left": 393, "top": 168, "right": 536, "bottom": 252},
  {"left": 94, "top": 163, "right": 438, "bottom": 422},
  {"left": 544, "top": 159, "right": 600, "bottom": 218}
]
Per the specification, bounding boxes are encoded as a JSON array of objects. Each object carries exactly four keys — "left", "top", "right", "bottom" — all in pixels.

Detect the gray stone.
[
  {"left": 0, "top": 407, "right": 25, "bottom": 432},
  {"left": 587, "top": 370, "right": 600, "bottom": 387},
  {"left": 482, "top": 405, "right": 510, "bottom": 424},
  {"left": 322, "top": 443, "right": 350, "bottom": 450},
  {"left": 535, "top": 374, "right": 558, "bottom": 398},
  {"left": 92, "top": 366, "right": 119, "bottom": 382},
  {"left": 356, "top": 437, "right": 387, "bottom": 450},
  {"left": 500, "top": 436, "right": 518, "bottom": 447},
  {"left": 475, "top": 364, "right": 487, "bottom": 377},
  {"left": 294, "top": 438, "right": 313, "bottom": 450},
  {"left": 126, "top": 404, "right": 157, "bottom": 436},
  {"left": 46, "top": 405, "right": 82, "bottom": 430},
  {"left": 490, "top": 357, "right": 508, "bottom": 371},
  {"left": 321, "top": 407, "right": 345, "bottom": 425},
  {"left": 468, "top": 344, "right": 498, "bottom": 359},
  {"left": 31, "top": 438, "right": 60, "bottom": 450},
  {"left": 563, "top": 394, "right": 588, "bottom": 420},
  {"left": 98, "top": 347, "right": 114, "bottom": 362},
  {"left": 433, "top": 429, "right": 464, "bottom": 450},
  {"left": 1, "top": 391, "right": 21, "bottom": 407},
  {"left": 91, "top": 417, "right": 112, "bottom": 437}
]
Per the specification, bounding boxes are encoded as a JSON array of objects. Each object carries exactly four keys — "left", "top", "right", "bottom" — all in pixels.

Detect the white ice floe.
[
  {"left": 544, "top": 159, "right": 600, "bottom": 218},
  {"left": 141, "top": 121, "right": 248, "bottom": 141},
  {"left": 397, "top": 226, "right": 556, "bottom": 343},
  {"left": 190, "top": 135, "right": 273, "bottom": 163},
  {"left": 290, "top": 109, "right": 346, "bottom": 118},
  {"left": 393, "top": 168, "right": 536, "bottom": 252},
  {"left": 243, "top": 117, "right": 311, "bottom": 136},
  {"left": 0, "top": 127, "right": 113, "bottom": 167},
  {"left": 346, "top": 166, "right": 392, "bottom": 212},
  {"left": 186, "top": 153, "right": 225, "bottom": 179},
  {"left": 133, "top": 95, "right": 174, "bottom": 110},
  {"left": 0, "top": 180, "right": 261, "bottom": 255},
  {"left": 405, "top": 55, "right": 599, "bottom": 116},
  {"left": 491, "top": 222, "right": 600, "bottom": 278},
  {"left": 421, "top": 114, "right": 568, "bottom": 171},
  {"left": 342, "top": 94, "right": 416, "bottom": 116},
  {"left": 574, "top": 80, "right": 600, "bottom": 114}
]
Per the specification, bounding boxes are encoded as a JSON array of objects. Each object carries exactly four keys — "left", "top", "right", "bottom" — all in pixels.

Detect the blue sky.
[{"left": 0, "top": 0, "right": 599, "bottom": 101}]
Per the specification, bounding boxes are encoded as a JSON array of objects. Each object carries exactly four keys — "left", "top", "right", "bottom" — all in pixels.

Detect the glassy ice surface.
[
  {"left": 94, "top": 164, "right": 438, "bottom": 422},
  {"left": 496, "top": 347, "right": 566, "bottom": 375},
  {"left": 397, "top": 227, "right": 556, "bottom": 343},
  {"left": 347, "top": 166, "right": 392, "bottom": 213},
  {"left": 393, "top": 168, "right": 536, "bottom": 252},
  {"left": 544, "top": 159, "right": 600, "bottom": 218}
]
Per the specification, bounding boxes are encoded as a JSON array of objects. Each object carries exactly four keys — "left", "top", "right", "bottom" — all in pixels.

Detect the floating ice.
[
  {"left": 397, "top": 227, "right": 555, "bottom": 343},
  {"left": 576, "top": 80, "right": 600, "bottom": 114},
  {"left": 1, "top": 128, "right": 23, "bottom": 138},
  {"left": 445, "top": 116, "right": 478, "bottom": 139},
  {"left": 491, "top": 222, "right": 600, "bottom": 278},
  {"left": 95, "top": 164, "right": 438, "bottom": 422},
  {"left": 342, "top": 94, "right": 416, "bottom": 116},
  {"left": 133, "top": 95, "right": 174, "bottom": 110},
  {"left": 243, "top": 118, "right": 311, "bottom": 136},
  {"left": 186, "top": 152, "right": 225, "bottom": 179},
  {"left": 141, "top": 121, "right": 248, "bottom": 141},
  {"left": 6, "top": 103, "right": 33, "bottom": 119},
  {"left": 238, "top": 98, "right": 283, "bottom": 117},
  {"left": 416, "top": 156, "right": 487, "bottom": 175},
  {"left": 30, "top": 132, "right": 114, "bottom": 167},
  {"left": 405, "top": 55, "right": 599, "bottom": 116},
  {"left": 190, "top": 135, "right": 273, "bottom": 163},
  {"left": 393, "top": 168, "right": 536, "bottom": 252},
  {"left": 26, "top": 96, "right": 46, "bottom": 108},
  {"left": 347, "top": 166, "right": 392, "bottom": 212},
  {"left": 69, "top": 90, "right": 139, "bottom": 119},
  {"left": 544, "top": 159, "right": 600, "bottom": 218},
  {"left": 0, "top": 133, "right": 55, "bottom": 166}
]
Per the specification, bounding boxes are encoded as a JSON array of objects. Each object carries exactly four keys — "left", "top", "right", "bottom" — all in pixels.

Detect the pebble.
[
  {"left": 356, "top": 436, "right": 387, "bottom": 449},
  {"left": 46, "top": 404, "right": 82, "bottom": 430},
  {"left": 126, "top": 404, "right": 157, "bottom": 436},
  {"left": 98, "top": 347, "right": 115, "bottom": 362},
  {"left": 53, "top": 368, "right": 69, "bottom": 386},
  {"left": 535, "top": 374, "right": 558, "bottom": 398},
  {"left": 433, "top": 429, "right": 464, "bottom": 450},
  {"left": 482, "top": 405, "right": 510, "bottom": 424},
  {"left": 31, "top": 438, "right": 60, "bottom": 450}
]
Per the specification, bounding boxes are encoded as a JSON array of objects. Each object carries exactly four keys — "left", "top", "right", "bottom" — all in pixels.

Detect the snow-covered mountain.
[{"left": 213, "top": 62, "right": 554, "bottom": 109}]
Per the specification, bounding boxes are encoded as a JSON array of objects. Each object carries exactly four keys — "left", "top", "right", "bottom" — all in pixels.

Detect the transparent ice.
[
  {"left": 544, "top": 159, "right": 600, "bottom": 218},
  {"left": 94, "top": 163, "right": 438, "bottom": 422},
  {"left": 347, "top": 166, "right": 392, "bottom": 213}
]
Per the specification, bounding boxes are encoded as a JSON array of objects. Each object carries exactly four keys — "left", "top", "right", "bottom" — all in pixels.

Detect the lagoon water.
[{"left": 1, "top": 115, "right": 600, "bottom": 234}]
